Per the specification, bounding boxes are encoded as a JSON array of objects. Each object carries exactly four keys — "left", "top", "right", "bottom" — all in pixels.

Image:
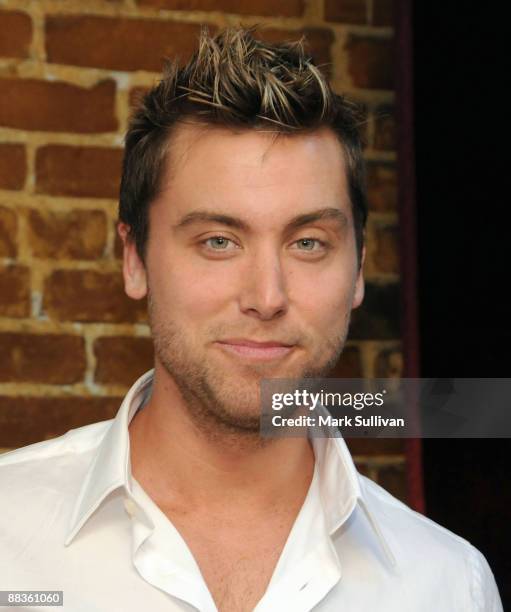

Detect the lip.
[{"left": 215, "top": 338, "right": 296, "bottom": 361}]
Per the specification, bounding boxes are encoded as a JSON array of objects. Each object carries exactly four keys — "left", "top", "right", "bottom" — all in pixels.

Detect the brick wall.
[{"left": 0, "top": 0, "right": 405, "bottom": 502}]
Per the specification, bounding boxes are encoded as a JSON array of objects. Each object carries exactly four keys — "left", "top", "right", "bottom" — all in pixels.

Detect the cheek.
[
  {"left": 288, "top": 262, "right": 357, "bottom": 322},
  {"left": 150, "top": 257, "right": 236, "bottom": 320},
  {"left": 300, "top": 290, "right": 353, "bottom": 335}
]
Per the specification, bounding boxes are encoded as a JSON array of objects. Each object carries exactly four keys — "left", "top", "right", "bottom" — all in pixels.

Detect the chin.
[{"left": 200, "top": 398, "right": 262, "bottom": 435}]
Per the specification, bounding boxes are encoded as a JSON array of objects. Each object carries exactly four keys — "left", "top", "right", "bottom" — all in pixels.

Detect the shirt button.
[{"left": 124, "top": 498, "right": 137, "bottom": 516}]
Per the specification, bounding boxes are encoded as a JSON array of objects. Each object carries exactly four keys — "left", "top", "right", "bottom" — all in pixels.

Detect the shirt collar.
[
  {"left": 311, "top": 433, "right": 396, "bottom": 566},
  {"left": 64, "top": 370, "right": 154, "bottom": 546},
  {"left": 65, "top": 370, "right": 396, "bottom": 567}
]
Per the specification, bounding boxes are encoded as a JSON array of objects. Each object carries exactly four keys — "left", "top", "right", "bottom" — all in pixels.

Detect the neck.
[{"left": 129, "top": 367, "right": 315, "bottom": 512}]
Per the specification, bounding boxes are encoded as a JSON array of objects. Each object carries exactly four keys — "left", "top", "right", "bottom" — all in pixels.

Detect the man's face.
[{"left": 121, "top": 123, "right": 365, "bottom": 432}]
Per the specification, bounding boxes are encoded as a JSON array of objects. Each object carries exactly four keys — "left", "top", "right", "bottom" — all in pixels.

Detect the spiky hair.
[
  {"left": 163, "top": 26, "right": 332, "bottom": 129},
  {"left": 119, "top": 25, "right": 367, "bottom": 262}
]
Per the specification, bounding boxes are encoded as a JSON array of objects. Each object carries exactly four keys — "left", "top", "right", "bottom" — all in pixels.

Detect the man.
[{"left": 0, "top": 27, "right": 502, "bottom": 611}]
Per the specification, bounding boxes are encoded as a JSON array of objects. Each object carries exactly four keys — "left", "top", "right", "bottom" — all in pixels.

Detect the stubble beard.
[{"left": 148, "top": 292, "right": 352, "bottom": 441}]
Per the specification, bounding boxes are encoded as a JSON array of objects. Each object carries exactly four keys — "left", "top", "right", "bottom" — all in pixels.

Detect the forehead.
[
  {"left": 165, "top": 121, "right": 347, "bottom": 183},
  {"left": 155, "top": 121, "right": 351, "bottom": 223}
]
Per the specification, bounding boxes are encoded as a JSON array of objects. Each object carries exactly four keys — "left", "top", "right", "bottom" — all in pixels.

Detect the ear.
[
  {"left": 352, "top": 245, "right": 365, "bottom": 310},
  {"left": 118, "top": 223, "right": 147, "bottom": 300}
]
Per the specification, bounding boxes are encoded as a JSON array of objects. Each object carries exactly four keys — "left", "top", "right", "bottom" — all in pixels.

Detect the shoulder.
[
  {"left": 358, "top": 474, "right": 502, "bottom": 611},
  {"left": 0, "top": 419, "right": 114, "bottom": 578},
  {"left": 0, "top": 419, "right": 111, "bottom": 510},
  {"left": 0, "top": 418, "right": 111, "bottom": 470},
  {"left": 359, "top": 473, "right": 471, "bottom": 553}
]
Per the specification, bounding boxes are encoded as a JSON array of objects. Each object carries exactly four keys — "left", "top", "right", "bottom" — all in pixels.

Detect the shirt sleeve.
[{"left": 468, "top": 544, "right": 504, "bottom": 612}]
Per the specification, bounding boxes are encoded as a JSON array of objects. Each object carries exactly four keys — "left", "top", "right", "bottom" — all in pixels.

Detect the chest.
[{"left": 162, "top": 508, "right": 294, "bottom": 612}]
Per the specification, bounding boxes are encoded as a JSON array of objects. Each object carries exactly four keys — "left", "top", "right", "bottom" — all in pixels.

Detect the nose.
[{"left": 239, "top": 250, "right": 289, "bottom": 321}]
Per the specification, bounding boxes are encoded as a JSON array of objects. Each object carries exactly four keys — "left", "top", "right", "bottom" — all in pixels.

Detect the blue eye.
[
  {"left": 297, "top": 238, "right": 314, "bottom": 250},
  {"left": 295, "top": 238, "right": 322, "bottom": 250},
  {"left": 205, "top": 236, "right": 232, "bottom": 249}
]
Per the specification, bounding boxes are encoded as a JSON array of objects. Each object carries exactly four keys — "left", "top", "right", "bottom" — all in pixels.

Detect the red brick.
[
  {"left": 373, "top": 0, "right": 394, "bottom": 26},
  {"left": 43, "top": 270, "right": 147, "bottom": 323},
  {"left": 46, "top": 15, "right": 201, "bottom": 72},
  {"left": 0, "top": 78, "right": 117, "bottom": 133},
  {"left": 0, "top": 11, "right": 32, "bottom": 59},
  {"left": 372, "top": 224, "right": 399, "bottom": 274},
  {"left": 374, "top": 105, "right": 395, "bottom": 150},
  {"left": 345, "top": 438, "right": 405, "bottom": 455},
  {"left": 376, "top": 463, "right": 407, "bottom": 503},
  {"left": 27, "top": 209, "right": 107, "bottom": 260},
  {"left": 346, "top": 36, "right": 393, "bottom": 89},
  {"left": 35, "top": 145, "right": 122, "bottom": 198},
  {"left": 94, "top": 336, "right": 154, "bottom": 386},
  {"left": 0, "top": 332, "right": 86, "bottom": 383},
  {"left": 0, "top": 395, "right": 121, "bottom": 447},
  {"left": 0, "top": 206, "right": 17, "bottom": 257},
  {"left": 325, "top": 0, "right": 366, "bottom": 24},
  {"left": 0, "top": 143, "right": 26, "bottom": 190},
  {"left": 366, "top": 162, "right": 397, "bottom": 211},
  {"left": 138, "top": 0, "right": 304, "bottom": 17},
  {"left": 328, "top": 346, "right": 363, "bottom": 378},
  {"left": 374, "top": 348, "right": 403, "bottom": 378},
  {"left": 0, "top": 265, "right": 30, "bottom": 317}
]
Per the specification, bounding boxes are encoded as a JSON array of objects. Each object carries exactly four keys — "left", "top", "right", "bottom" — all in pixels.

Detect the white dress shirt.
[{"left": 0, "top": 370, "right": 503, "bottom": 611}]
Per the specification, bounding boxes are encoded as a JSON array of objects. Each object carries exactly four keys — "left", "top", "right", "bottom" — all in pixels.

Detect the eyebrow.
[{"left": 173, "top": 207, "right": 349, "bottom": 233}]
